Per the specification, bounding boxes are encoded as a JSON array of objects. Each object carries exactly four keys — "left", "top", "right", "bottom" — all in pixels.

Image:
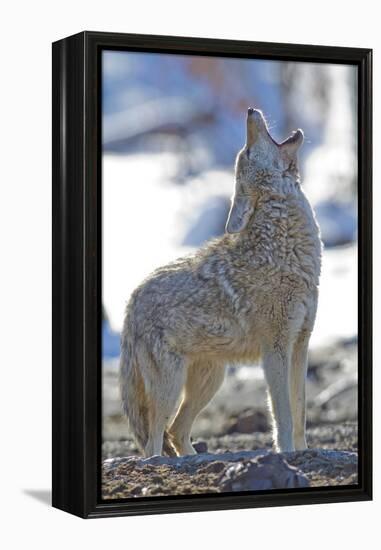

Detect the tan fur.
[{"left": 119, "top": 109, "right": 322, "bottom": 456}]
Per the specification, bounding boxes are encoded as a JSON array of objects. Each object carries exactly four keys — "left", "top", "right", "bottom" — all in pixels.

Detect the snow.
[
  {"left": 302, "top": 64, "right": 357, "bottom": 248},
  {"left": 102, "top": 153, "right": 184, "bottom": 335},
  {"left": 311, "top": 243, "right": 357, "bottom": 349}
]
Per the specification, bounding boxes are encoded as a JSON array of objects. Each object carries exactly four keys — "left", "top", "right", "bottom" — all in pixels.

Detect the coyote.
[{"left": 120, "top": 108, "right": 322, "bottom": 457}]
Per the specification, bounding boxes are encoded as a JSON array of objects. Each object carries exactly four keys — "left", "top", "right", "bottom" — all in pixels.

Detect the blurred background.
[{"left": 102, "top": 51, "right": 358, "bottom": 457}]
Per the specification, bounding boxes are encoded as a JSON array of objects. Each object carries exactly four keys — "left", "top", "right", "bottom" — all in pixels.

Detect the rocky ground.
[
  {"left": 102, "top": 339, "right": 358, "bottom": 499},
  {"left": 102, "top": 424, "right": 358, "bottom": 499}
]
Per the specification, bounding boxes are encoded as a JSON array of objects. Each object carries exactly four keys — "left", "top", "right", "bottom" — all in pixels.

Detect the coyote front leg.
[
  {"left": 262, "top": 345, "right": 294, "bottom": 452},
  {"left": 290, "top": 330, "right": 310, "bottom": 450}
]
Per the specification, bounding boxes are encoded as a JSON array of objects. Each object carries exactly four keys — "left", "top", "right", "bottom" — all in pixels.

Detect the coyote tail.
[{"left": 119, "top": 338, "right": 149, "bottom": 452}]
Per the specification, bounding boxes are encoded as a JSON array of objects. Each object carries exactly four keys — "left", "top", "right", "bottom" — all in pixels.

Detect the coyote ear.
[
  {"left": 281, "top": 129, "right": 304, "bottom": 155},
  {"left": 226, "top": 195, "right": 254, "bottom": 234}
]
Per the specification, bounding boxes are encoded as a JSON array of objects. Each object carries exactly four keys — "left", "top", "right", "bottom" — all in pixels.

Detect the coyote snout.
[{"left": 120, "top": 109, "right": 322, "bottom": 457}]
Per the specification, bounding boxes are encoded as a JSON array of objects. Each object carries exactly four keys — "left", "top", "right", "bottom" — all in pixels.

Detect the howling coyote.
[{"left": 120, "top": 108, "right": 322, "bottom": 457}]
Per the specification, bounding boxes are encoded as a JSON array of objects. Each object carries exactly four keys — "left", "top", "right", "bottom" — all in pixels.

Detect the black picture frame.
[{"left": 52, "top": 31, "right": 373, "bottom": 519}]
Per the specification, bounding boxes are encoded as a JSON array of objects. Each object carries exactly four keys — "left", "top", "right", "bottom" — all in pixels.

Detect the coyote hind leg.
[{"left": 166, "top": 361, "right": 225, "bottom": 456}]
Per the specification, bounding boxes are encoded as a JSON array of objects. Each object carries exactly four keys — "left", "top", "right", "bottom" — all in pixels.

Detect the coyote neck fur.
[{"left": 229, "top": 187, "right": 321, "bottom": 288}]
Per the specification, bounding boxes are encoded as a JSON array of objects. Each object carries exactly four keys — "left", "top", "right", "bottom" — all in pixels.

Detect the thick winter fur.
[{"left": 120, "top": 108, "right": 322, "bottom": 457}]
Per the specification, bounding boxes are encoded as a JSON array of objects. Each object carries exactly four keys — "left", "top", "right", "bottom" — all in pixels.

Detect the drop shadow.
[{"left": 23, "top": 489, "right": 51, "bottom": 506}]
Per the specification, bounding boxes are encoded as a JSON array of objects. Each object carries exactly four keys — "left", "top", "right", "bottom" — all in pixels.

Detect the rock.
[
  {"left": 224, "top": 409, "right": 270, "bottom": 434},
  {"left": 193, "top": 440, "right": 208, "bottom": 453},
  {"left": 286, "top": 448, "right": 358, "bottom": 486},
  {"left": 220, "top": 454, "right": 309, "bottom": 492}
]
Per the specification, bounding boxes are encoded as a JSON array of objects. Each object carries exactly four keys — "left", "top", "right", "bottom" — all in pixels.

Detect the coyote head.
[{"left": 226, "top": 108, "right": 304, "bottom": 234}]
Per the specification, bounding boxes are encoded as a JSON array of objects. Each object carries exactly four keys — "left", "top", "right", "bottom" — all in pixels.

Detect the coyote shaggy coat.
[{"left": 120, "top": 108, "right": 322, "bottom": 457}]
